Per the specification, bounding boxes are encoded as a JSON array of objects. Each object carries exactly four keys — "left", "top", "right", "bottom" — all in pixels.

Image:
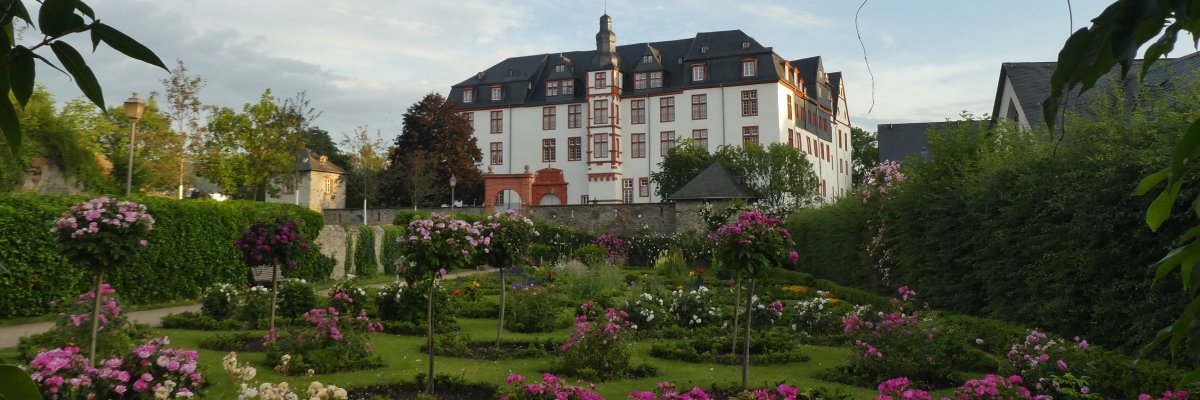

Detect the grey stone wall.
[
  {"left": 525, "top": 204, "right": 678, "bottom": 234},
  {"left": 323, "top": 207, "right": 486, "bottom": 225}
]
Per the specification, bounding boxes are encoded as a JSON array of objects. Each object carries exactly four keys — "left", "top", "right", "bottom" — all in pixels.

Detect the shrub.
[
  {"left": 783, "top": 294, "right": 847, "bottom": 338},
  {"left": 430, "top": 332, "right": 472, "bottom": 358},
  {"left": 0, "top": 193, "right": 332, "bottom": 319},
  {"left": 392, "top": 210, "right": 431, "bottom": 226},
  {"left": 506, "top": 285, "right": 568, "bottom": 333},
  {"left": 748, "top": 296, "right": 786, "bottom": 329},
  {"left": 572, "top": 245, "right": 607, "bottom": 268},
  {"left": 237, "top": 286, "right": 272, "bottom": 329},
  {"left": 277, "top": 279, "right": 317, "bottom": 319},
  {"left": 553, "top": 301, "right": 641, "bottom": 381},
  {"left": 453, "top": 297, "right": 499, "bottom": 318},
  {"left": 593, "top": 233, "right": 626, "bottom": 265},
  {"left": 558, "top": 264, "right": 627, "bottom": 305},
  {"left": 654, "top": 248, "right": 689, "bottom": 282},
  {"left": 622, "top": 292, "right": 666, "bottom": 333},
  {"left": 265, "top": 307, "right": 385, "bottom": 375},
  {"left": 160, "top": 311, "right": 243, "bottom": 331},
  {"left": 622, "top": 229, "right": 672, "bottom": 268},
  {"left": 200, "top": 283, "right": 239, "bottom": 321},
  {"left": 380, "top": 225, "right": 405, "bottom": 273},
  {"left": 198, "top": 332, "right": 261, "bottom": 352},
  {"left": 497, "top": 373, "right": 601, "bottom": 400},
  {"left": 532, "top": 220, "right": 596, "bottom": 263},
  {"left": 667, "top": 286, "right": 722, "bottom": 328},
  {"left": 375, "top": 279, "right": 454, "bottom": 326},
  {"left": 649, "top": 329, "right": 809, "bottom": 365},
  {"left": 327, "top": 278, "right": 368, "bottom": 315},
  {"left": 17, "top": 285, "right": 150, "bottom": 362},
  {"left": 26, "top": 337, "right": 205, "bottom": 399},
  {"left": 354, "top": 226, "right": 377, "bottom": 277},
  {"left": 831, "top": 286, "right": 960, "bottom": 387}
]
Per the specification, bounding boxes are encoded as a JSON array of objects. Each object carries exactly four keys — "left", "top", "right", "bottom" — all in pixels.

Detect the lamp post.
[
  {"left": 123, "top": 93, "right": 145, "bottom": 197},
  {"left": 449, "top": 175, "right": 457, "bottom": 208}
]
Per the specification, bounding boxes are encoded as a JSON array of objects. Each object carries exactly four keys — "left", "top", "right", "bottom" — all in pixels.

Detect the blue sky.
[{"left": 30, "top": 0, "right": 1174, "bottom": 143}]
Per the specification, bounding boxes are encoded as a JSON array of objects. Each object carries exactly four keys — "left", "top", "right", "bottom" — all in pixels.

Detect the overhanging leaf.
[
  {"left": 1134, "top": 168, "right": 1170, "bottom": 195},
  {"left": 93, "top": 23, "right": 167, "bottom": 71},
  {"left": 8, "top": 0, "right": 31, "bottom": 24},
  {"left": 50, "top": 41, "right": 104, "bottom": 110},
  {"left": 0, "top": 364, "right": 42, "bottom": 400},
  {"left": 9, "top": 46, "right": 35, "bottom": 107},
  {"left": 1147, "top": 180, "right": 1183, "bottom": 231},
  {"left": 38, "top": 0, "right": 84, "bottom": 37},
  {"left": 1169, "top": 296, "right": 1200, "bottom": 352},
  {"left": 0, "top": 75, "right": 20, "bottom": 156}
]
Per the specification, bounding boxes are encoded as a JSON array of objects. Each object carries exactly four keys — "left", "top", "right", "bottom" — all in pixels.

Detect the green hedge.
[
  {"left": 0, "top": 193, "right": 334, "bottom": 318},
  {"left": 784, "top": 95, "right": 1200, "bottom": 355},
  {"left": 355, "top": 226, "right": 377, "bottom": 278},
  {"left": 380, "top": 225, "right": 404, "bottom": 273}
]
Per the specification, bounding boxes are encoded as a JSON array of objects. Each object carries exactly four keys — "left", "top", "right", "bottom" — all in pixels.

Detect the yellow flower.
[
  {"left": 829, "top": 299, "right": 840, "bottom": 304},
  {"left": 781, "top": 285, "right": 810, "bottom": 294}
]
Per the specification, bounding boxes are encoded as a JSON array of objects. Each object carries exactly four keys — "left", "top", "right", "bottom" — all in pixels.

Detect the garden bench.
[{"left": 248, "top": 265, "right": 278, "bottom": 287}]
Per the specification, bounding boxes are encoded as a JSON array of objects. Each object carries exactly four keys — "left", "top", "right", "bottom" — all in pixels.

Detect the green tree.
[
  {"left": 714, "top": 142, "right": 820, "bottom": 214},
  {"left": 384, "top": 93, "right": 482, "bottom": 206},
  {"left": 159, "top": 59, "right": 206, "bottom": 199},
  {"left": 95, "top": 97, "right": 176, "bottom": 195},
  {"left": 400, "top": 149, "right": 441, "bottom": 207},
  {"left": 341, "top": 126, "right": 390, "bottom": 211},
  {"left": 0, "top": 0, "right": 168, "bottom": 157},
  {"left": 199, "top": 89, "right": 309, "bottom": 200},
  {"left": 1, "top": 87, "right": 113, "bottom": 192},
  {"left": 851, "top": 126, "right": 878, "bottom": 186},
  {"left": 651, "top": 139, "right": 713, "bottom": 199}
]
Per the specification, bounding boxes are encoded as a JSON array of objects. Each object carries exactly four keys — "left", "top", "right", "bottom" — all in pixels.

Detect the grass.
[{"left": 158, "top": 316, "right": 873, "bottom": 399}]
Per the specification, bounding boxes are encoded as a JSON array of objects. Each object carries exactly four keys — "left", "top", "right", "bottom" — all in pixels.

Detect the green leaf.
[
  {"left": 93, "top": 23, "right": 167, "bottom": 71},
  {"left": 1169, "top": 296, "right": 1200, "bottom": 352},
  {"left": 8, "top": 0, "right": 32, "bottom": 24},
  {"left": 74, "top": 1, "right": 95, "bottom": 19},
  {"left": 38, "top": 0, "right": 84, "bottom": 37},
  {"left": 1184, "top": 366, "right": 1200, "bottom": 385},
  {"left": 1140, "top": 325, "right": 1173, "bottom": 359},
  {"left": 50, "top": 41, "right": 104, "bottom": 110},
  {"left": 1154, "top": 245, "right": 1187, "bottom": 282},
  {"left": 0, "top": 364, "right": 42, "bottom": 400},
  {"left": 1171, "top": 119, "right": 1200, "bottom": 178},
  {"left": 0, "top": 66, "right": 20, "bottom": 157},
  {"left": 8, "top": 46, "right": 35, "bottom": 107},
  {"left": 1147, "top": 180, "right": 1182, "bottom": 231},
  {"left": 30, "top": 53, "right": 67, "bottom": 76},
  {"left": 1134, "top": 168, "right": 1170, "bottom": 195}
]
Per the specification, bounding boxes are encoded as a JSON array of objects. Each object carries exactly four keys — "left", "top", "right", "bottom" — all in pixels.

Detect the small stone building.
[
  {"left": 266, "top": 149, "right": 347, "bottom": 211},
  {"left": 668, "top": 163, "right": 757, "bottom": 232}
]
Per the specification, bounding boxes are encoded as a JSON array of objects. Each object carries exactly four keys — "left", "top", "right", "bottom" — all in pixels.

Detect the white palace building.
[{"left": 449, "top": 15, "right": 853, "bottom": 210}]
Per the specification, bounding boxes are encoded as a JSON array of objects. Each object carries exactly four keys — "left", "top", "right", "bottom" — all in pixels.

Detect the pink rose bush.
[
  {"left": 710, "top": 211, "right": 797, "bottom": 277},
  {"left": 950, "top": 375, "right": 1036, "bottom": 400},
  {"left": 594, "top": 233, "right": 627, "bottom": 265},
  {"left": 51, "top": 197, "right": 155, "bottom": 269},
  {"left": 474, "top": 209, "right": 539, "bottom": 268},
  {"left": 263, "top": 306, "right": 384, "bottom": 375},
  {"left": 628, "top": 381, "right": 808, "bottom": 400},
  {"left": 395, "top": 213, "right": 483, "bottom": 281},
  {"left": 233, "top": 215, "right": 309, "bottom": 270},
  {"left": 498, "top": 373, "right": 602, "bottom": 400},
  {"left": 835, "top": 287, "right": 957, "bottom": 386},
  {"left": 874, "top": 377, "right": 931, "bottom": 400},
  {"left": 1005, "top": 330, "right": 1092, "bottom": 397},
  {"left": 25, "top": 337, "right": 203, "bottom": 399},
  {"left": 554, "top": 301, "right": 641, "bottom": 380}
]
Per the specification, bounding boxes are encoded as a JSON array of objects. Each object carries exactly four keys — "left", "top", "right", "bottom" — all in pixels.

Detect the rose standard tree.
[
  {"left": 52, "top": 197, "right": 155, "bottom": 363},
  {"left": 710, "top": 211, "right": 798, "bottom": 389},
  {"left": 473, "top": 210, "right": 538, "bottom": 346},
  {"left": 396, "top": 213, "right": 483, "bottom": 394},
  {"left": 234, "top": 215, "right": 310, "bottom": 335}
]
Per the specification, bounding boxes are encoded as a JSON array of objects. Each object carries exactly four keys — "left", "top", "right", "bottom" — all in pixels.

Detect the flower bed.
[
  {"left": 264, "top": 307, "right": 384, "bottom": 375},
  {"left": 648, "top": 329, "right": 809, "bottom": 365},
  {"left": 350, "top": 374, "right": 496, "bottom": 400},
  {"left": 26, "top": 337, "right": 204, "bottom": 399},
  {"left": 198, "top": 332, "right": 267, "bottom": 353},
  {"left": 425, "top": 332, "right": 560, "bottom": 360}
]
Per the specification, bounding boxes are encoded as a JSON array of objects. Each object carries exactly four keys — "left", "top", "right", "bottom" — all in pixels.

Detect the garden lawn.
[{"left": 155, "top": 316, "right": 873, "bottom": 399}]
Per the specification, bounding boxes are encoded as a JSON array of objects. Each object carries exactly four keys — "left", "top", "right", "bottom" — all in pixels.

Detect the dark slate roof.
[
  {"left": 668, "top": 163, "right": 757, "bottom": 201},
  {"left": 991, "top": 50, "right": 1200, "bottom": 128},
  {"left": 295, "top": 149, "right": 346, "bottom": 174},
  {"left": 449, "top": 30, "right": 785, "bottom": 108},
  {"left": 829, "top": 72, "right": 844, "bottom": 118},
  {"left": 792, "top": 56, "right": 832, "bottom": 110}
]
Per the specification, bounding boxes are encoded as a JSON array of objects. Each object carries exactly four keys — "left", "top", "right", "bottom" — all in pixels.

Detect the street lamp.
[
  {"left": 123, "top": 93, "right": 145, "bottom": 197},
  {"left": 449, "top": 175, "right": 457, "bottom": 208}
]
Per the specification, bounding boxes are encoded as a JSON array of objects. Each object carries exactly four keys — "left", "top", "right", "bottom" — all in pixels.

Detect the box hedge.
[{"left": 0, "top": 193, "right": 334, "bottom": 318}]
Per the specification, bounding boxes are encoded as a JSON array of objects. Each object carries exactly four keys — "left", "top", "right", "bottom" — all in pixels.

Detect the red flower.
[
  {"left": 696, "top": 267, "right": 705, "bottom": 276},
  {"left": 451, "top": 289, "right": 462, "bottom": 296}
]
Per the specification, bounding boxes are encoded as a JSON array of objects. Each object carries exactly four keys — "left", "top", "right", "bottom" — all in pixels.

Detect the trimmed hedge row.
[
  {"left": 355, "top": 225, "right": 377, "bottom": 277},
  {"left": 0, "top": 193, "right": 334, "bottom": 318}
]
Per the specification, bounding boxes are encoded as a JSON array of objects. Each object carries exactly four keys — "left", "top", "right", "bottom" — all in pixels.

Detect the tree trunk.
[
  {"left": 496, "top": 266, "right": 506, "bottom": 347},
  {"left": 427, "top": 274, "right": 436, "bottom": 394},
  {"left": 88, "top": 269, "right": 104, "bottom": 364},
  {"left": 730, "top": 272, "right": 742, "bottom": 357},
  {"left": 269, "top": 263, "right": 278, "bottom": 334},
  {"left": 742, "top": 278, "right": 755, "bottom": 390}
]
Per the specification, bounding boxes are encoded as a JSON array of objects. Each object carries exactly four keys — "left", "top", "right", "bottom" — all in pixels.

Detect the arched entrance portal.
[
  {"left": 538, "top": 193, "right": 562, "bottom": 205},
  {"left": 494, "top": 189, "right": 524, "bottom": 211}
]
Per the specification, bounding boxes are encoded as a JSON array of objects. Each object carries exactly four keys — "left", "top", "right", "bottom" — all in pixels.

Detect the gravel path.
[{"left": 0, "top": 268, "right": 496, "bottom": 349}]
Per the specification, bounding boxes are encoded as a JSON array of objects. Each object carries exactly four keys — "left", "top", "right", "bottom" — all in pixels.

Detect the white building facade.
[{"left": 450, "top": 15, "right": 853, "bottom": 207}]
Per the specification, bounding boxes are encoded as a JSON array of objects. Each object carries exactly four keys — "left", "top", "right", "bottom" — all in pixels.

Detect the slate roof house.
[
  {"left": 448, "top": 14, "right": 853, "bottom": 212},
  {"left": 265, "top": 149, "right": 347, "bottom": 211}
]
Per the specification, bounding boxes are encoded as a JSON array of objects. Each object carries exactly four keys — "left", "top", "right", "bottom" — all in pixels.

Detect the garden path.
[{"left": 0, "top": 267, "right": 497, "bottom": 349}]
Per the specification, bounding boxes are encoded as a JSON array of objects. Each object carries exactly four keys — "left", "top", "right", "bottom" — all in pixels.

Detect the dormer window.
[
  {"left": 562, "top": 80, "right": 575, "bottom": 95},
  {"left": 648, "top": 71, "right": 663, "bottom": 88},
  {"left": 634, "top": 73, "right": 648, "bottom": 90},
  {"left": 691, "top": 64, "right": 706, "bottom": 82},
  {"left": 462, "top": 88, "right": 474, "bottom": 103},
  {"left": 491, "top": 86, "right": 502, "bottom": 101},
  {"left": 594, "top": 71, "right": 607, "bottom": 88},
  {"left": 546, "top": 81, "right": 559, "bottom": 96},
  {"left": 741, "top": 59, "right": 757, "bottom": 77},
  {"left": 642, "top": 55, "right": 654, "bottom": 64},
  {"left": 555, "top": 65, "right": 565, "bottom": 72},
  {"left": 741, "top": 39, "right": 751, "bottom": 49}
]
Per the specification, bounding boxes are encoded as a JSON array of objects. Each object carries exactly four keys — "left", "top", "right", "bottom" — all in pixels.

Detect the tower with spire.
[{"left": 585, "top": 14, "right": 624, "bottom": 201}]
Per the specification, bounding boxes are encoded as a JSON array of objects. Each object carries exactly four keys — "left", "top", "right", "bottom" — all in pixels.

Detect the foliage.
[
  {"left": 654, "top": 248, "right": 690, "bottom": 282},
  {"left": 235, "top": 214, "right": 309, "bottom": 270},
  {"left": 327, "top": 278, "right": 368, "bottom": 316},
  {"left": 340, "top": 126, "right": 390, "bottom": 208},
  {"left": 714, "top": 143, "right": 820, "bottom": 214},
  {"left": 52, "top": 197, "right": 155, "bottom": 270},
  {"left": 531, "top": 219, "right": 597, "bottom": 264},
  {"left": 0, "top": 0, "right": 169, "bottom": 158},
  {"left": 651, "top": 139, "right": 715, "bottom": 199},
  {"left": 375, "top": 279, "right": 455, "bottom": 326},
  {"left": 25, "top": 337, "right": 204, "bottom": 399},
  {"left": 221, "top": 351, "right": 351, "bottom": 399},
  {"left": 572, "top": 245, "right": 608, "bottom": 268},
  {"left": 648, "top": 329, "right": 809, "bottom": 365},
  {"left": 379, "top": 225, "right": 405, "bottom": 273},
  {"left": 621, "top": 228, "right": 673, "bottom": 268},
  {"left": 200, "top": 283, "right": 239, "bottom": 321},
  {"left": 158, "top": 311, "right": 242, "bottom": 331},
  {"left": 667, "top": 286, "right": 722, "bottom": 328},
  {"left": 873, "top": 377, "right": 931, "bottom": 400},
  {"left": 833, "top": 287, "right": 960, "bottom": 387},
  {"left": 383, "top": 93, "right": 482, "bottom": 206},
  {"left": 558, "top": 264, "right": 627, "bottom": 306},
  {"left": 711, "top": 211, "right": 797, "bottom": 278},
  {"left": 276, "top": 279, "right": 316, "bottom": 319},
  {"left": 394, "top": 213, "right": 482, "bottom": 282},
  {"left": 354, "top": 226, "right": 377, "bottom": 278},
  {"left": 237, "top": 286, "right": 271, "bottom": 329},
  {"left": 264, "top": 307, "right": 384, "bottom": 375},
  {"left": 622, "top": 292, "right": 667, "bottom": 332},
  {"left": 197, "top": 331, "right": 259, "bottom": 352},
  {"left": 0, "top": 364, "right": 42, "bottom": 400},
  {"left": 17, "top": 285, "right": 149, "bottom": 362},
  {"left": 475, "top": 209, "right": 539, "bottom": 268},
  {"left": 159, "top": 59, "right": 207, "bottom": 198},
  {"left": 505, "top": 284, "right": 567, "bottom": 333},
  {"left": 850, "top": 126, "right": 879, "bottom": 186},
  {"left": 783, "top": 199, "right": 876, "bottom": 291},
  {"left": 1, "top": 88, "right": 117, "bottom": 193},
  {"left": 553, "top": 301, "right": 636, "bottom": 381},
  {"left": 497, "top": 373, "right": 602, "bottom": 400}
]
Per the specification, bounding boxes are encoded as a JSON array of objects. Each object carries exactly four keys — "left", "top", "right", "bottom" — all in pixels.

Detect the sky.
[{"left": 26, "top": 0, "right": 1174, "bottom": 146}]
